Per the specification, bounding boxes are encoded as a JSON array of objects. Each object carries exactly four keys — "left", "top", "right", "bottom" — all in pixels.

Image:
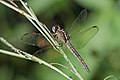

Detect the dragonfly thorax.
[
  {"left": 52, "top": 25, "right": 68, "bottom": 43},
  {"left": 56, "top": 29, "right": 69, "bottom": 44}
]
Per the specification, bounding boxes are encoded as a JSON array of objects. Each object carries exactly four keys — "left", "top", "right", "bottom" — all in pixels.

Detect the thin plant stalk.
[{"left": 104, "top": 75, "right": 118, "bottom": 80}]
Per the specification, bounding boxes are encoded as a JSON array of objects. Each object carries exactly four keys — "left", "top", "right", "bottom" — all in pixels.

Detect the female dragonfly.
[{"left": 21, "top": 9, "right": 98, "bottom": 72}]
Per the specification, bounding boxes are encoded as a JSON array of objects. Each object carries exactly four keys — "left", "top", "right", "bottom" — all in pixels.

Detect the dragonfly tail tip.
[{"left": 86, "top": 68, "right": 90, "bottom": 73}]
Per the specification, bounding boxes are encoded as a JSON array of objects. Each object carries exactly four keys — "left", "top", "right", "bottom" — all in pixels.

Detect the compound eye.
[
  {"left": 52, "top": 25, "right": 60, "bottom": 33},
  {"left": 52, "top": 26, "right": 56, "bottom": 33}
]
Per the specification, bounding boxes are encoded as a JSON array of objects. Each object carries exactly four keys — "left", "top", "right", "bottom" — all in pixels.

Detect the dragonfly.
[{"left": 21, "top": 9, "right": 98, "bottom": 72}]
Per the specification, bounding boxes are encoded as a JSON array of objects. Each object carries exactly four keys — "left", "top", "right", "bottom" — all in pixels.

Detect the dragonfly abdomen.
[{"left": 66, "top": 40, "right": 90, "bottom": 72}]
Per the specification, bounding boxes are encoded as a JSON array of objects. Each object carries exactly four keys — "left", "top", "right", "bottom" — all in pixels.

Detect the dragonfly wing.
[
  {"left": 65, "top": 9, "right": 87, "bottom": 36},
  {"left": 65, "top": 9, "right": 98, "bottom": 49},
  {"left": 70, "top": 26, "right": 99, "bottom": 49},
  {"left": 34, "top": 48, "right": 63, "bottom": 63},
  {"left": 21, "top": 32, "right": 49, "bottom": 48},
  {"left": 72, "top": 9, "right": 87, "bottom": 26}
]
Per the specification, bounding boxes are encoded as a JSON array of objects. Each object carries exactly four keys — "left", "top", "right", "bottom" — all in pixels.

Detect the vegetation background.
[{"left": 0, "top": 0, "right": 120, "bottom": 80}]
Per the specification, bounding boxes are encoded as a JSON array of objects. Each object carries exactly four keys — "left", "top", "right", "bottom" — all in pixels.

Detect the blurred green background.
[{"left": 0, "top": 0, "right": 120, "bottom": 80}]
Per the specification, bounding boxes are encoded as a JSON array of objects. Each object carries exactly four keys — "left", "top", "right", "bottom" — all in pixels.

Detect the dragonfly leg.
[
  {"left": 52, "top": 33, "right": 58, "bottom": 41},
  {"left": 52, "top": 33, "right": 63, "bottom": 47}
]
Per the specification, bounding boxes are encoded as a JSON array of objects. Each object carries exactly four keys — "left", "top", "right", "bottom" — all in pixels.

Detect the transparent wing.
[
  {"left": 72, "top": 9, "right": 87, "bottom": 26},
  {"left": 70, "top": 26, "right": 99, "bottom": 49},
  {"left": 21, "top": 32, "right": 49, "bottom": 48},
  {"left": 34, "top": 48, "right": 63, "bottom": 63},
  {"left": 64, "top": 9, "right": 98, "bottom": 49},
  {"left": 65, "top": 9, "right": 87, "bottom": 37},
  {"left": 21, "top": 33, "right": 62, "bottom": 63}
]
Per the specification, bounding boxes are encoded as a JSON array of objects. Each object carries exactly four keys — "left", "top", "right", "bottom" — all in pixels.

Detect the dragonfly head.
[{"left": 52, "top": 25, "right": 61, "bottom": 33}]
